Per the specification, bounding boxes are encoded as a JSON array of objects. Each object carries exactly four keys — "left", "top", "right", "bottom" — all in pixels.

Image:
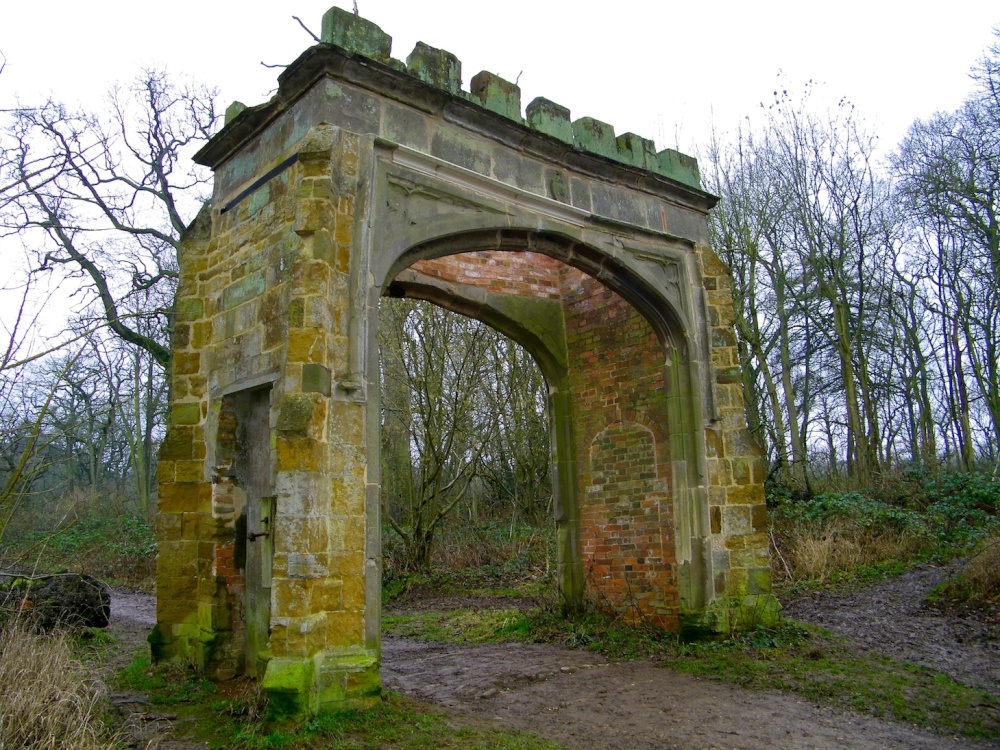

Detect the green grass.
[
  {"left": 116, "top": 654, "right": 216, "bottom": 705},
  {"left": 227, "top": 691, "right": 564, "bottom": 750},
  {"left": 113, "top": 655, "right": 566, "bottom": 749},
  {"left": 773, "top": 559, "right": 912, "bottom": 599},
  {"left": 1, "top": 514, "right": 156, "bottom": 590},
  {"left": 385, "top": 608, "right": 532, "bottom": 643},
  {"left": 661, "top": 625, "right": 999, "bottom": 740}
]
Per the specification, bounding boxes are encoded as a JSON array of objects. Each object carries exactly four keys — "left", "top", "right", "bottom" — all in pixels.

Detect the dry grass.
[
  {"left": 0, "top": 623, "right": 122, "bottom": 749},
  {"left": 939, "top": 533, "right": 1000, "bottom": 604},
  {"left": 772, "top": 522, "right": 928, "bottom": 583}
]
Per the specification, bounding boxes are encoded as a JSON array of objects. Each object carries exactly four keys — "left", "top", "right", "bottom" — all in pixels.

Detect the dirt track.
[
  {"left": 382, "top": 636, "right": 986, "bottom": 749},
  {"left": 783, "top": 561, "right": 1000, "bottom": 696},
  {"left": 109, "top": 563, "right": 999, "bottom": 750}
]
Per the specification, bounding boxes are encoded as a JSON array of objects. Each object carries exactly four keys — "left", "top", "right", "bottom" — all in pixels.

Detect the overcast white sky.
[
  {"left": 3, "top": 1, "right": 998, "bottom": 156},
  {"left": 1, "top": 2, "right": 998, "bottom": 345}
]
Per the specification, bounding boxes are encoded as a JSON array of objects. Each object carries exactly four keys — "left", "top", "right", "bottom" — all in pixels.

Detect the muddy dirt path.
[
  {"left": 382, "top": 637, "right": 987, "bottom": 750},
  {"left": 383, "top": 563, "right": 998, "bottom": 750},
  {"left": 106, "top": 590, "right": 210, "bottom": 749},
  {"left": 783, "top": 561, "right": 1000, "bottom": 696},
  {"left": 108, "top": 564, "right": 998, "bottom": 750}
]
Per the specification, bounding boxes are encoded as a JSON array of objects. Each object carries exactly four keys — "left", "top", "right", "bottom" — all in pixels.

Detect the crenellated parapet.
[{"left": 224, "top": 6, "right": 701, "bottom": 190}]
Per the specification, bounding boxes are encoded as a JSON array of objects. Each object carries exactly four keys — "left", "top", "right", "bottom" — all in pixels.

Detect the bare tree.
[
  {"left": 379, "top": 299, "right": 502, "bottom": 569},
  {"left": 894, "top": 33, "right": 1000, "bottom": 465},
  {"left": 0, "top": 69, "right": 218, "bottom": 367}
]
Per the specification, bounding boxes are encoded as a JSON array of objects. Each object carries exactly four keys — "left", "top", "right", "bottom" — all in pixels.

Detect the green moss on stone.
[
  {"left": 469, "top": 71, "right": 522, "bottom": 122},
  {"left": 406, "top": 42, "right": 461, "bottom": 94},
  {"left": 616, "top": 132, "right": 657, "bottom": 170},
  {"left": 221, "top": 271, "right": 265, "bottom": 311},
  {"left": 277, "top": 393, "right": 318, "bottom": 434},
  {"left": 526, "top": 97, "right": 573, "bottom": 143},
  {"left": 656, "top": 148, "right": 702, "bottom": 189},
  {"left": 263, "top": 657, "right": 316, "bottom": 719},
  {"left": 175, "top": 298, "right": 204, "bottom": 323},
  {"left": 171, "top": 402, "right": 201, "bottom": 426},
  {"left": 147, "top": 623, "right": 168, "bottom": 662},
  {"left": 320, "top": 7, "right": 392, "bottom": 62},
  {"left": 572, "top": 117, "right": 617, "bottom": 159}
]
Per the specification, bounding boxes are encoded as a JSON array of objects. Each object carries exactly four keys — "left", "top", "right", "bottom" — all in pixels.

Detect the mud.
[
  {"left": 105, "top": 590, "right": 209, "bottom": 749},
  {"left": 783, "top": 561, "right": 1000, "bottom": 696},
  {"left": 106, "top": 564, "right": 999, "bottom": 750},
  {"left": 382, "top": 636, "right": 989, "bottom": 750}
]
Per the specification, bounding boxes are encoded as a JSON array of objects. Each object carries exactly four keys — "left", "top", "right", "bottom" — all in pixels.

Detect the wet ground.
[{"left": 108, "top": 563, "right": 999, "bottom": 749}]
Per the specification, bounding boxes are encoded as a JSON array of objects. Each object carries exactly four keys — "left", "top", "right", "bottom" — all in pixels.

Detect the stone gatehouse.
[{"left": 153, "top": 6, "right": 776, "bottom": 715}]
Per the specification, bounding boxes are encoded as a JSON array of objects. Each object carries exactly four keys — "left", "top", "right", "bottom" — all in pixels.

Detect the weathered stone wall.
[{"left": 699, "top": 248, "right": 772, "bottom": 606}]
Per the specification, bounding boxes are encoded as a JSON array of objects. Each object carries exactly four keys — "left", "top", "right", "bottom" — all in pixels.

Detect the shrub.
[
  {"left": 2, "top": 514, "right": 156, "bottom": 589},
  {"left": 768, "top": 471, "right": 1000, "bottom": 588}
]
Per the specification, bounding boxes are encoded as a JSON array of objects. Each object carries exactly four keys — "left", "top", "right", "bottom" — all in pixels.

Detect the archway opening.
[
  {"left": 377, "top": 296, "right": 557, "bottom": 603},
  {"left": 375, "top": 245, "right": 682, "bottom": 629}
]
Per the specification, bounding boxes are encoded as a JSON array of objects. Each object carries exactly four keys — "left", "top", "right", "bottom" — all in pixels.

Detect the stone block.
[
  {"left": 721, "top": 505, "right": 751, "bottom": 536},
  {"left": 569, "top": 176, "right": 592, "bottom": 211},
  {"left": 321, "top": 7, "right": 392, "bottom": 61},
  {"left": 382, "top": 101, "right": 431, "bottom": 151},
  {"left": 430, "top": 125, "right": 491, "bottom": 175},
  {"left": 173, "top": 352, "right": 202, "bottom": 376},
  {"left": 262, "top": 657, "right": 316, "bottom": 718},
  {"left": 616, "top": 132, "right": 657, "bottom": 169},
  {"left": 175, "top": 297, "right": 204, "bottom": 322},
  {"left": 158, "top": 482, "right": 212, "bottom": 514},
  {"left": 325, "top": 610, "right": 365, "bottom": 648},
  {"left": 278, "top": 516, "right": 330, "bottom": 555},
  {"left": 302, "top": 364, "right": 333, "bottom": 396},
  {"left": 406, "top": 41, "right": 461, "bottom": 93},
  {"left": 174, "top": 460, "right": 205, "bottom": 483},
  {"left": 286, "top": 329, "right": 327, "bottom": 364},
  {"left": 277, "top": 393, "right": 323, "bottom": 436},
  {"left": 322, "top": 82, "right": 383, "bottom": 140},
  {"left": 171, "top": 402, "right": 201, "bottom": 426},
  {"left": 469, "top": 71, "right": 522, "bottom": 121},
  {"left": 311, "top": 579, "right": 344, "bottom": 612},
  {"left": 286, "top": 552, "right": 330, "bottom": 579},
  {"left": 491, "top": 147, "right": 544, "bottom": 193},
  {"left": 221, "top": 271, "right": 266, "bottom": 311},
  {"left": 277, "top": 437, "right": 326, "bottom": 473},
  {"left": 330, "top": 401, "right": 364, "bottom": 444},
  {"left": 224, "top": 101, "right": 247, "bottom": 125},
  {"left": 656, "top": 148, "right": 702, "bottom": 189},
  {"left": 726, "top": 483, "right": 765, "bottom": 506},
  {"left": 572, "top": 117, "right": 617, "bottom": 159},
  {"left": 274, "top": 578, "right": 310, "bottom": 617},
  {"left": 526, "top": 97, "right": 573, "bottom": 143}
]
